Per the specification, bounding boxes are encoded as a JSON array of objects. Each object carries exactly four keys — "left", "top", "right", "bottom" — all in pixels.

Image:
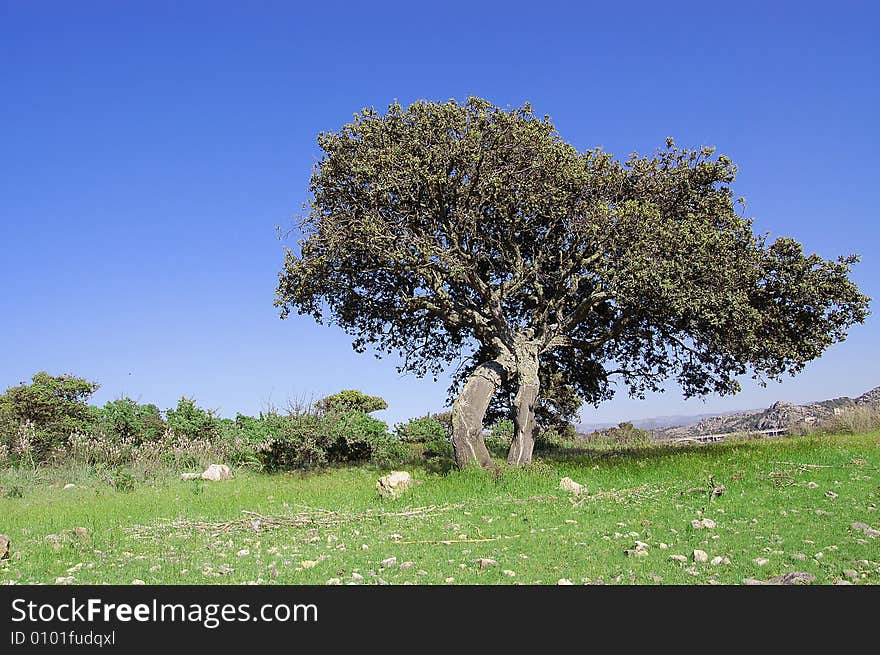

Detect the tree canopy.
[{"left": 276, "top": 97, "right": 870, "bottom": 468}]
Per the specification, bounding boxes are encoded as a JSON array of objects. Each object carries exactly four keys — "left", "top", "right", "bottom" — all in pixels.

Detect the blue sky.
[{"left": 1, "top": 1, "right": 878, "bottom": 427}]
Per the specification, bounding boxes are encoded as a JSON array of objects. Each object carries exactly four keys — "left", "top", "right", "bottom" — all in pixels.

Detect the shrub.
[
  {"left": 0, "top": 372, "right": 98, "bottom": 459},
  {"left": 327, "top": 410, "right": 389, "bottom": 462},
  {"left": 394, "top": 415, "right": 447, "bottom": 444},
  {"left": 422, "top": 433, "right": 455, "bottom": 473},
  {"left": 585, "top": 422, "right": 651, "bottom": 446},
  {"left": 97, "top": 398, "right": 165, "bottom": 444},
  {"left": 255, "top": 413, "right": 328, "bottom": 472},
  {"left": 485, "top": 419, "right": 513, "bottom": 457},
  {"left": 166, "top": 397, "right": 220, "bottom": 441},
  {"left": 317, "top": 390, "right": 387, "bottom": 415}
]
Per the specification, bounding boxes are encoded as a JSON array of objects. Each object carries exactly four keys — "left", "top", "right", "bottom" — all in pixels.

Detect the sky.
[{"left": 1, "top": 1, "right": 878, "bottom": 427}]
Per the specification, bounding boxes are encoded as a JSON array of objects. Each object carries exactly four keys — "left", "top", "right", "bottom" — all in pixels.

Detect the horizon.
[{"left": 2, "top": 2, "right": 878, "bottom": 427}]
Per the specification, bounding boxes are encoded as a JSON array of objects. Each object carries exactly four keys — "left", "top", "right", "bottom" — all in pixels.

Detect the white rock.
[
  {"left": 200, "top": 464, "right": 232, "bottom": 481},
  {"left": 55, "top": 577, "right": 75, "bottom": 585},
  {"left": 559, "top": 477, "right": 585, "bottom": 494},
  {"left": 557, "top": 578, "right": 574, "bottom": 585},
  {"left": 180, "top": 473, "right": 201, "bottom": 481},
  {"left": 754, "top": 557, "right": 770, "bottom": 566},
  {"left": 63, "top": 483, "right": 76, "bottom": 490},
  {"left": 236, "top": 549, "right": 250, "bottom": 557},
  {"left": 670, "top": 555, "right": 688, "bottom": 563},
  {"left": 693, "top": 550, "right": 709, "bottom": 563},
  {"left": 710, "top": 556, "right": 724, "bottom": 566},
  {"left": 131, "top": 579, "right": 145, "bottom": 585},
  {"left": 476, "top": 558, "right": 498, "bottom": 568},
  {"left": 381, "top": 557, "right": 398, "bottom": 568},
  {"left": 376, "top": 471, "right": 412, "bottom": 498}
]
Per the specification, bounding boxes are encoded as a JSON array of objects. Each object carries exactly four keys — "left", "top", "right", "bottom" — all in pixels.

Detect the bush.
[
  {"left": 422, "top": 432, "right": 455, "bottom": 473},
  {"left": 97, "top": 398, "right": 165, "bottom": 444},
  {"left": 0, "top": 372, "right": 99, "bottom": 459},
  {"left": 317, "top": 390, "right": 387, "bottom": 415},
  {"left": 485, "top": 419, "right": 513, "bottom": 456},
  {"left": 394, "top": 415, "right": 447, "bottom": 444},
  {"left": 585, "top": 422, "right": 651, "bottom": 446},
  {"left": 166, "top": 397, "right": 220, "bottom": 441}
]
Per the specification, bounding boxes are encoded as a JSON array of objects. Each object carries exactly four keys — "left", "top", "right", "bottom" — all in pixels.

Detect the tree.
[
  {"left": 275, "top": 97, "right": 870, "bottom": 468},
  {"left": 317, "top": 389, "right": 388, "bottom": 415},
  {"left": 0, "top": 372, "right": 99, "bottom": 456}
]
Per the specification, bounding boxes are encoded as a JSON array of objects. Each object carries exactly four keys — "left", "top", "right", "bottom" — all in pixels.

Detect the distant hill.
[
  {"left": 652, "top": 385, "right": 880, "bottom": 440},
  {"left": 578, "top": 410, "right": 760, "bottom": 433}
]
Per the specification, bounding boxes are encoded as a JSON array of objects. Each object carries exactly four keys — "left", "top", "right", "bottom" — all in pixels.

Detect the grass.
[{"left": 1, "top": 431, "right": 878, "bottom": 585}]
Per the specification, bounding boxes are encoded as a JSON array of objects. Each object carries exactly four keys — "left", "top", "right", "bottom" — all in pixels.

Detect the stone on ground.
[{"left": 376, "top": 471, "right": 412, "bottom": 498}]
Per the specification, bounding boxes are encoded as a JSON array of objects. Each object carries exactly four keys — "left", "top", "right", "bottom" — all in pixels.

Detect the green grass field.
[{"left": 1, "top": 432, "right": 878, "bottom": 585}]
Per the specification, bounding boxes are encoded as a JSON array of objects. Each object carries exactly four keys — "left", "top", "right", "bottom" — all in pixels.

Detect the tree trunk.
[
  {"left": 507, "top": 342, "right": 540, "bottom": 465},
  {"left": 451, "top": 360, "right": 504, "bottom": 469}
]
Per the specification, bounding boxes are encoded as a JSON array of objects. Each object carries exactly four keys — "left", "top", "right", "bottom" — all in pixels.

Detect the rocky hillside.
[{"left": 653, "top": 385, "right": 880, "bottom": 440}]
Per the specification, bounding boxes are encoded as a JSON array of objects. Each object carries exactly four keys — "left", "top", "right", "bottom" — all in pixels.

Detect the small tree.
[
  {"left": 276, "top": 98, "right": 870, "bottom": 468},
  {"left": 317, "top": 390, "right": 388, "bottom": 415},
  {"left": 0, "top": 372, "right": 98, "bottom": 455}
]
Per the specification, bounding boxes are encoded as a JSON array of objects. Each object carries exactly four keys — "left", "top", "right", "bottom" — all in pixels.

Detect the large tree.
[{"left": 275, "top": 97, "right": 870, "bottom": 468}]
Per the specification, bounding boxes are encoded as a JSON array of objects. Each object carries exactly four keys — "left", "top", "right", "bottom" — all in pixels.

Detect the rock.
[
  {"left": 376, "top": 471, "right": 412, "bottom": 498},
  {"left": 503, "top": 570, "right": 516, "bottom": 577},
  {"left": 767, "top": 572, "right": 816, "bottom": 585},
  {"left": 692, "top": 518, "right": 717, "bottom": 529},
  {"left": 325, "top": 578, "right": 342, "bottom": 585},
  {"left": 692, "top": 550, "right": 709, "bottom": 563},
  {"left": 742, "top": 578, "right": 766, "bottom": 585},
  {"left": 559, "top": 477, "right": 585, "bottom": 494},
  {"left": 400, "top": 561, "right": 415, "bottom": 570},
  {"left": 850, "top": 522, "right": 879, "bottom": 538},
  {"left": 835, "top": 580, "right": 853, "bottom": 585},
  {"left": 710, "top": 556, "right": 724, "bottom": 566},
  {"left": 200, "top": 464, "right": 232, "bottom": 482},
  {"left": 634, "top": 540, "right": 649, "bottom": 550},
  {"left": 236, "top": 549, "right": 250, "bottom": 557},
  {"left": 0, "top": 534, "right": 9, "bottom": 560},
  {"left": 63, "top": 483, "right": 76, "bottom": 490},
  {"left": 670, "top": 555, "right": 688, "bottom": 563},
  {"left": 180, "top": 473, "right": 201, "bottom": 481},
  {"left": 658, "top": 543, "right": 669, "bottom": 549},
  {"left": 380, "top": 557, "right": 398, "bottom": 568},
  {"left": 842, "top": 569, "right": 859, "bottom": 580},
  {"left": 807, "top": 482, "right": 819, "bottom": 489},
  {"left": 55, "top": 577, "right": 74, "bottom": 585},
  {"left": 475, "top": 558, "right": 498, "bottom": 568},
  {"left": 351, "top": 572, "right": 364, "bottom": 581},
  {"left": 131, "top": 579, "right": 145, "bottom": 585},
  {"left": 557, "top": 578, "right": 574, "bottom": 585},
  {"left": 825, "top": 491, "right": 838, "bottom": 499},
  {"left": 626, "top": 549, "right": 649, "bottom": 558},
  {"left": 754, "top": 557, "right": 770, "bottom": 566}
]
